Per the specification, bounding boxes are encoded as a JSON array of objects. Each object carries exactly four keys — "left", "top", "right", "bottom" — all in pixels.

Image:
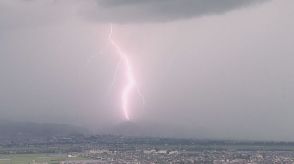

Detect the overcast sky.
[{"left": 1, "top": 0, "right": 294, "bottom": 141}]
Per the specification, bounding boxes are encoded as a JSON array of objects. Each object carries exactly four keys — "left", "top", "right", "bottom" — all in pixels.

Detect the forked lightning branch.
[{"left": 108, "top": 24, "right": 144, "bottom": 121}]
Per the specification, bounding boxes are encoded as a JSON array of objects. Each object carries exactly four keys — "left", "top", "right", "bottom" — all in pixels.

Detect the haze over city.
[{"left": 1, "top": 0, "right": 294, "bottom": 141}]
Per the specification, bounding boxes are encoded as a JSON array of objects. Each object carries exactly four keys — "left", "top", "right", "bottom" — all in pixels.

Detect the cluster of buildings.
[
  {"left": 74, "top": 148, "right": 294, "bottom": 163},
  {"left": 2, "top": 135, "right": 294, "bottom": 163}
]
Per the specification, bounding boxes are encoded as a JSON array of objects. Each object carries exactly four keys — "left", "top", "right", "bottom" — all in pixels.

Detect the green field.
[{"left": 0, "top": 154, "right": 86, "bottom": 164}]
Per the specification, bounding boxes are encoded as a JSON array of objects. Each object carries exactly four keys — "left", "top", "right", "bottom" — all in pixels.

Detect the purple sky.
[{"left": 1, "top": 0, "right": 294, "bottom": 141}]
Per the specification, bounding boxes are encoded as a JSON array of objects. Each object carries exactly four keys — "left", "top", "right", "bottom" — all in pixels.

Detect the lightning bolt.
[{"left": 108, "top": 24, "right": 144, "bottom": 121}]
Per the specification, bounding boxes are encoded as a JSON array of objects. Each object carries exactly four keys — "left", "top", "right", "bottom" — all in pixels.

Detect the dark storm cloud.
[
  {"left": 93, "top": 0, "right": 269, "bottom": 23},
  {"left": 0, "top": 0, "right": 269, "bottom": 27}
]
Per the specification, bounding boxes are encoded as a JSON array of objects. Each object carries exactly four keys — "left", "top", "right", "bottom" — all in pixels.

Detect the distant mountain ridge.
[
  {"left": 105, "top": 121, "right": 212, "bottom": 139},
  {"left": 0, "top": 120, "right": 210, "bottom": 139},
  {"left": 0, "top": 120, "right": 88, "bottom": 138}
]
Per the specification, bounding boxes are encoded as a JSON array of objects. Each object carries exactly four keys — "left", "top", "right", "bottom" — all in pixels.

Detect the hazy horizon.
[{"left": 1, "top": 0, "right": 294, "bottom": 141}]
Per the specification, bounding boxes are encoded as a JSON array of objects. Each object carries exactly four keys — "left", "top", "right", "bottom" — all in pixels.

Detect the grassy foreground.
[{"left": 0, "top": 154, "right": 86, "bottom": 164}]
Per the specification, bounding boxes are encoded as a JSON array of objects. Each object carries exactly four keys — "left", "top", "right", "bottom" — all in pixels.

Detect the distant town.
[{"left": 1, "top": 133, "right": 294, "bottom": 163}]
